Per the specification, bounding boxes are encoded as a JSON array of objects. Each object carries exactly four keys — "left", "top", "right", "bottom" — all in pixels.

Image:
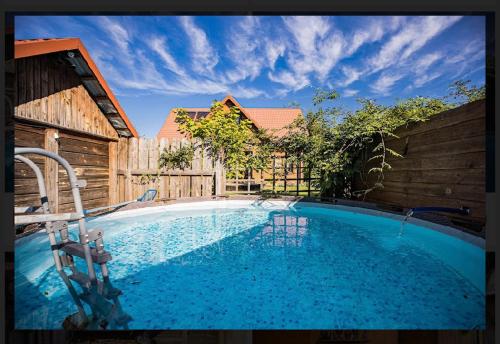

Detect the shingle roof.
[
  {"left": 15, "top": 38, "right": 138, "bottom": 137},
  {"left": 157, "top": 96, "right": 302, "bottom": 140}
]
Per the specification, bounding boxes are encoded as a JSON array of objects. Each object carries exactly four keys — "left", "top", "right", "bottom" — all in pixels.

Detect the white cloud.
[
  {"left": 265, "top": 38, "right": 286, "bottom": 70},
  {"left": 96, "top": 16, "right": 131, "bottom": 53},
  {"left": 414, "top": 72, "right": 443, "bottom": 87},
  {"left": 445, "top": 39, "right": 485, "bottom": 65},
  {"left": 224, "top": 17, "right": 267, "bottom": 83},
  {"left": 368, "top": 16, "right": 462, "bottom": 74},
  {"left": 148, "top": 36, "right": 187, "bottom": 76},
  {"left": 53, "top": 15, "right": 474, "bottom": 102},
  {"left": 343, "top": 89, "right": 359, "bottom": 97},
  {"left": 282, "top": 16, "right": 344, "bottom": 82},
  {"left": 92, "top": 18, "right": 175, "bottom": 94},
  {"left": 415, "top": 52, "right": 443, "bottom": 71},
  {"left": 274, "top": 16, "right": 407, "bottom": 95},
  {"left": 339, "top": 66, "right": 363, "bottom": 87},
  {"left": 268, "top": 70, "right": 310, "bottom": 91},
  {"left": 345, "top": 17, "right": 397, "bottom": 55},
  {"left": 404, "top": 51, "right": 445, "bottom": 89},
  {"left": 96, "top": 17, "right": 268, "bottom": 99},
  {"left": 371, "top": 72, "right": 405, "bottom": 95},
  {"left": 232, "top": 86, "right": 267, "bottom": 99},
  {"left": 179, "top": 16, "right": 219, "bottom": 75}
]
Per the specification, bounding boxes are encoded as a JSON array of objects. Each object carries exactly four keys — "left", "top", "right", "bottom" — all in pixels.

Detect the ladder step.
[
  {"left": 68, "top": 271, "right": 93, "bottom": 289},
  {"left": 79, "top": 289, "right": 115, "bottom": 318},
  {"left": 79, "top": 291, "right": 131, "bottom": 329},
  {"left": 68, "top": 272, "right": 122, "bottom": 299},
  {"left": 59, "top": 241, "right": 112, "bottom": 264}
]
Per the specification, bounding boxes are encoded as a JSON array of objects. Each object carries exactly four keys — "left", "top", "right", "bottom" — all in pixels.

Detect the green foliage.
[
  {"left": 175, "top": 101, "right": 274, "bottom": 178},
  {"left": 448, "top": 80, "right": 486, "bottom": 104},
  {"left": 278, "top": 88, "right": 453, "bottom": 198},
  {"left": 137, "top": 143, "right": 195, "bottom": 186},
  {"left": 158, "top": 144, "right": 194, "bottom": 171},
  {"left": 246, "top": 128, "right": 275, "bottom": 173},
  {"left": 312, "top": 88, "right": 339, "bottom": 106},
  {"left": 138, "top": 173, "right": 155, "bottom": 185}
]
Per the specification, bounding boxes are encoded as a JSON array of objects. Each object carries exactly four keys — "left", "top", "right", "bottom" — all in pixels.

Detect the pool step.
[
  {"left": 68, "top": 271, "right": 122, "bottom": 299},
  {"left": 79, "top": 290, "right": 132, "bottom": 329},
  {"left": 58, "top": 240, "right": 112, "bottom": 264}
]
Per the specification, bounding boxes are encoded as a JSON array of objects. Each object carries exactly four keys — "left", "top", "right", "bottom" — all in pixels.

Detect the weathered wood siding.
[
  {"left": 354, "top": 100, "right": 485, "bottom": 225},
  {"left": 14, "top": 123, "right": 112, "bottom": 213},
  {"left": 14, "top": 53, "right": 117, "bottom": 213},
  {"left": 58, "top": 131, "right": 110, "bottom": 213},
  {"left": 15, "top": 54, "right": 118, "bottom": 140},
  {"left": 14, "top": 123, "right": 46, "bottom": 208}
]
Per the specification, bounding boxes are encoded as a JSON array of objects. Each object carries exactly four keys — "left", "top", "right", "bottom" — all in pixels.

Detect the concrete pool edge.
[{"left": 93, "top": 198, "right": 485, "bottom": 249}]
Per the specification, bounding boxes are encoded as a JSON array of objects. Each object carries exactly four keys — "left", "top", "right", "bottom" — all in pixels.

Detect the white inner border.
[{"left": 96, "top": 199, "right": 485, "bottom": 249}]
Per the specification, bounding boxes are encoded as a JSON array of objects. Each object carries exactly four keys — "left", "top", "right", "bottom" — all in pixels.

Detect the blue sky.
[{"left": 16, "top": 16, "right": 485, "bottom": 137}]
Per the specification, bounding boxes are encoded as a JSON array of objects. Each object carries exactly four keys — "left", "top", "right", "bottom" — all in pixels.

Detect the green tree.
[
  {"left": 175, "top": 101, "right": 274, "bottom": 178},
  {"left": 448, "top": 80, "right": 486, "bottom": 104}
]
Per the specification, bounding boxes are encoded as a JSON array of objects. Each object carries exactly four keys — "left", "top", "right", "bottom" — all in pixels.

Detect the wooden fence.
[
  {"left": 353, "top": 99, "right": 486, "bottom": 227},
  {"left": 225, "top": 158, "right": 321, "bottom": 197},
  {"left": 111, "top": 137, "right": 223, "bottom": 204}
]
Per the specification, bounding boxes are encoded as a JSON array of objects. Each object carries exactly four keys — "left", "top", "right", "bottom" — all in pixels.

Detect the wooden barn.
[{"left": 14, "top": 38, "right": 138, "bottom": 214}]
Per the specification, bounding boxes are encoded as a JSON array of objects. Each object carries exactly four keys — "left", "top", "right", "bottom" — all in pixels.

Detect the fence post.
[
  {"left": 159, "top": 138, "right": 168, "bottom": 200},
  {"left": 272, "top": 156, "right": 276, "bottom": 192},
  {"left": 215, "top": 158, "right": 222, "bottom": 196},
  {"left": 126, "top": 137, "right": 138, "bottom": 201},
  {"left": 235, "top": 165, "right": 239, "bottom": 193},
  {"left": 283, "top": 154, "right": 287, "bottom": 192},
  {"left": 296, "top": 161, "right": 300, "bottom": 196},
  {"left": 307, "top": 167, "right": 311, "bottom": 197},
  {"left": 247, "top": 168, "right": 251, "bottom": 194}
]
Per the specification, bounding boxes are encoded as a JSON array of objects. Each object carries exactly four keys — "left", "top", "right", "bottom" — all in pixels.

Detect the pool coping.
[{"left": 95, "top": 198, "right": 485, "bottom": 250}]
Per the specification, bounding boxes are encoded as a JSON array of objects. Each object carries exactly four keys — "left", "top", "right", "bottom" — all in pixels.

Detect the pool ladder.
[
  {"left": 14, "top": 147, "right": 131, "bottom": 329},
  {"left": 399, "top": 206, "right": 470, "bottom": 237}
]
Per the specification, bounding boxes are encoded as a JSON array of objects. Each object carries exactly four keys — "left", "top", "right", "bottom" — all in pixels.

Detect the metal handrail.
[
  {"left": 14, "top": 147, "right": 131, "bottom": 329},
  {"left": 14, "top": 147, "right": 96, "bottom": 282},
  {"left": 14, "top": 154, "right": 88, "bottom": 322}
]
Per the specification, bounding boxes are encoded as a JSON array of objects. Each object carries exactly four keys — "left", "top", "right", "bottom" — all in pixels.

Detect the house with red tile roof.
[
  {"left": 157, "top": 95, "right": 304, "bottom": 188},
  {"left": 157, "top": 95, "right": 302, "bottom": 140}
]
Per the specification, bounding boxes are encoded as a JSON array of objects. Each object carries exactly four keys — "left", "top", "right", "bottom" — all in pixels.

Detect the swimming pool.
[{"left": 15, "top": 200, "right": 485, "bottom": 329}]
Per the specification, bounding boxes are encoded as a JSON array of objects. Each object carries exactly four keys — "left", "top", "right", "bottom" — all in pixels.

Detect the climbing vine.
[
  {"left": 276, "top": 81, "right": 485, "bottom": 199},
  {"left": 137, "top": 144, "right": 194, "bottom": 186}
]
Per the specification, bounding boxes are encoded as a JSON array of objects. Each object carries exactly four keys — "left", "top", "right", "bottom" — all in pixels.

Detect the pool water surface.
[{"left": 15, "top": 201, "right": 485, "bottom": 329}]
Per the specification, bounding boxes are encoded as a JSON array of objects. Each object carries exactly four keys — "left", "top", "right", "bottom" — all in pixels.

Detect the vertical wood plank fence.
[
  {"left": 111, "top": 137, "right": 222, "bottom": 203},
  {"left": 353, "top": 99, "right": 486, "bottom": 226}
]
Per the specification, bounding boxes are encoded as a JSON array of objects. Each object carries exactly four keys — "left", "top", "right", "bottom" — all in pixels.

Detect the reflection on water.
[
  {"left": 15, "top": 205, "right": 485, "bottom": 329},
  {"left": 254, "top": 213, "right": 309, "bottom": 247}
]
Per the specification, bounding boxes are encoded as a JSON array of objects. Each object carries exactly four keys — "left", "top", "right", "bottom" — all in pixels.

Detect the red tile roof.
[
  {"left": 157, "top": 95, "right": 302, "bottom": 140},
  {"left": 15, "top": 38, "right": 138, "bottom": 137}
]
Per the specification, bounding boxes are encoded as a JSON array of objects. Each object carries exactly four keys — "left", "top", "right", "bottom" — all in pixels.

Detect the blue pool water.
[{"left": 15, "top": 201, "right": 485, "bottom": 329}]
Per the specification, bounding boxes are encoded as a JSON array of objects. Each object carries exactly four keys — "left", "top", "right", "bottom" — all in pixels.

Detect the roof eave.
[{"left": 15, "top": 38, "right": 139, "bottom": 138}]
